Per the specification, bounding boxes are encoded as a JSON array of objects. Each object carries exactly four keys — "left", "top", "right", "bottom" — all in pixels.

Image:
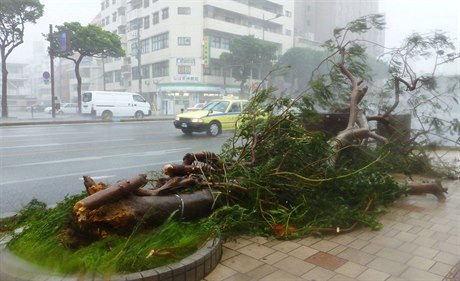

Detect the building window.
[
  {"left": 143, "top": 0, "right": 149, "bottom": 8},
  {"left": 177, "top": 7, "right": 191, "bottom": 15},
  {"left": 152, "top": 12, "right": 159, "bottom": 25},
  {"left": 162, "top": 8, "right": 169, "bottom": 19},
  {"left": 144, "top": 16, "right": 150, "bottom": 29},
  {"left": 285, "top": 29, "right": 292, "bottom": 36},
  {"left": 211, "top": 37, "right": 221, "bottom": 48},
  {"left": 104, "top": 72, "right": 114, "bottom": 83},
  {"left": 178, "top": 37, "right": 191, "bottom": 46},
  {"left": 178, "top": 66, "right": 191, "bottom": 74},
  {"left": 152, "top": 60, "right": 169, "bottom": 77},
  {"left": 142, "top": 65, "right": 150, "bottom": 78},
  {"left": 101, "top": 2, "right": 105, "bottom": 10},
  {"left": 285, "top": 10, "right": 292, "bottom": 17},
  {"left": 221, "top": 38, "right": 230, "bottom": 50},
  {"left": 152, "top": 32, "right": 169, "bottom": 50},
  {"left": 114, "top": 70, "right": 121, "bottom": 83},
  {"left": 112, "top": 0, "right": 116, "bottom": 4},
  {"left": 105, "top": 0, "right": 109, "bottom": 8},
  {"left": 105, "top": 16, "right": 110, "bottom": 25},
  {"left": 132, "top": 66, "right": 140, "bottom": 80},
  {"left": 112, "top": 12, "right": 117, "bottom": 22}
]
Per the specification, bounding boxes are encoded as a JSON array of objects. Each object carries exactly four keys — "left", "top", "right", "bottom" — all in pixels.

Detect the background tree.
[
  {"left": 0, "top": 0, "right": 44, "bottom": 118},
  {"left": 49, "top": 22, "right": 125, "bottom": 113},
  {"left": 219, "top": 35, "right": 277, "bottom": 94}
]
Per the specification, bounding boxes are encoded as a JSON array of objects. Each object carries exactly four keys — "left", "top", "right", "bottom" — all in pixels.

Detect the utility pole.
[
  {"left": 49, "top": 24, "right": 56, "bottom": 118},
  {"left": 137, "top": 23, "right": 142, "bottom": 95}
]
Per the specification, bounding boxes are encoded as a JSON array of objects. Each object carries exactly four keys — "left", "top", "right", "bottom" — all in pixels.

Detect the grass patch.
[{"left": 5, "top": 193, "right": 218, "bottom": 275}]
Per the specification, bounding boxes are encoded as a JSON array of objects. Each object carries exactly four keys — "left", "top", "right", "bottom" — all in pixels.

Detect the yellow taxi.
[{"left": 174, "top": 99, "right": 249, "bottom": 136}]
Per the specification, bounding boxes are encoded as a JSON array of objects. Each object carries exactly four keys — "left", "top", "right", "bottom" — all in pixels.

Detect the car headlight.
[
  {"left": 175, "top": 116, "right": 180, "bottom": 121},
  {"left": 191, "top": 118, "right": 203, "bottom": 123}
]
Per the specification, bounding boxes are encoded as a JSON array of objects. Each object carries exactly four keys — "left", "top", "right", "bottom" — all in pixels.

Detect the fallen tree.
[{"left": 68, "top": 14, "right": 457, "bottom": 239}]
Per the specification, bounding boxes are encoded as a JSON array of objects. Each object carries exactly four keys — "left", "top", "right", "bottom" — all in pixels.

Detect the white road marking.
[
  {"left": 0, "top": 138, "right": 136, "bottom": 149},
  {"left": 0, "top": 160, "right": 180, "bottom": 186},
  {"left": 2, "top": 148, "right": 190, "bottom": 168}
]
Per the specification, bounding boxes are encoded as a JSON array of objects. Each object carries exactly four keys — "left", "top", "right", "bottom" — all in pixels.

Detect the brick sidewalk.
[{"left": 204, "top": 179, "right": 459, "bottom": 281}]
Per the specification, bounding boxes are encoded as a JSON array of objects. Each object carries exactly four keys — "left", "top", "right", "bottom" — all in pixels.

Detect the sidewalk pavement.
[
  {"left": 0, "top": 113, "right": 174, "bottom": 126},
  {"left": 205, "top": 179, "right": 459, "bottom": 281}
]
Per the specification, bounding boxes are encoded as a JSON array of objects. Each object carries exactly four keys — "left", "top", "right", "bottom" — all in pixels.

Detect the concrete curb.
[{"left": 0, "top": 236, "right": 222, "bottom": 281}]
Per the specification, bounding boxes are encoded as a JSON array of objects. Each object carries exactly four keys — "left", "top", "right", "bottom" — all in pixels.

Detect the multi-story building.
[
  {"left": 294, "top": 0, "right": 384, "bottom": 57},
  {"left": 100, "top": 0, "right": 294, "bottom": 115}
]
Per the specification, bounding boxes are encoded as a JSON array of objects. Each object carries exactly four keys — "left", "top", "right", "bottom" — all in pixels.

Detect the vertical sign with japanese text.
[{"left": 203, "top": 36, "right": 211, "bottom": 68}]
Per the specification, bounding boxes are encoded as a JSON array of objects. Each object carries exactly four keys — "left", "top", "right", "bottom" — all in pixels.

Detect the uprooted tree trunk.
[{"left": 73, "top": 152, "right": 230, "bottom": 236}]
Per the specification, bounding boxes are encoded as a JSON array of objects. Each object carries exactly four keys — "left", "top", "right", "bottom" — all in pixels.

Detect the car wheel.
[
  {"left": 207, "top": 121, "right": 221, "bottom": 136},
  {"left": 101, "top": 110, "right": 113, "bottom": 121},
  {"left": 134, "top": 111, "right": 144, "bottom": 119},
  {"left": 181, "top": 129, "right": 193, "bottom": 135}
]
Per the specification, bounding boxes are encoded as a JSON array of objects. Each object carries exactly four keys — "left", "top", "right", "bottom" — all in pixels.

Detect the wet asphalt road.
[{"left": 0, "top": 120, "right": 230, "bottom": 214}]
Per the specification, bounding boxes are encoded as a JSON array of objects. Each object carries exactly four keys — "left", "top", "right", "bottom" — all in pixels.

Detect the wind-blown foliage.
[
  {"left": 48, "top": 22, "right": 125, "bottom": 112},
  {"left": 220, "top": 35, "right": 277, "bottom": 94},
  {"left": 0, "top": 0, "right": 44, "bottom": 117}
]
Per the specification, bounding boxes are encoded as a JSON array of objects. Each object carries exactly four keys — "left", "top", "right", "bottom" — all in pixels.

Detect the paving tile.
[
  {"left": 397, "top": 241, "right": 419, "bottom": 253},
  {"left": 334, "top": 261, "right": 367, "bottom": 278},
  {"left": 310, "top": 240, "right": 339, "bottom": 252},
  {"left": 337, "top": 247, "right": 376, "bottom": 266},
  {"left": 400, "top": 267, "right": 444, "bottom": 281},
  {"left": 235, "top": 243, "right": 275, "bottom": 259},
  {"left": 223, "top": 238, "right": 253, "bottom": 251},
  {"left": 412, "top": 246, "right": 439, "bottom": 259},
  {"left": 221, "top": 272, "right": 252, "bottom": 281},
  {"left": 244, "top": 264, "right": 278, "bottom": 280},
  {"left": 356, "top": 268, "right": 390, "bottom": 281},
  {"left": 271, "top": 241, "right": 301, "bottom": 253},
  {"left": 273, "top": 256, "right": 315, "bottom": 276},
  {"left": 260, "top": 251, "right": 288, "bottom": 265},
  {"left": 328, "top": 234, "right": 356, "bottom": 246},
  {"left": 371, "top": 236, "right": 404, "bottom": 248},
  {"left": 204, "top": 264, "right": 237, "bottom": 281},
  {"left": 259, "top": 269, "right": 304, "bottom": 281},
  {"left": 298, "top": 236, "right": 322, "bottom": 247},
  {"left": 393, "top": 231, "right": 418, "bottom": 242},
  {"left": 407, "top": 225, "right": 424, "bottom": 234},
  {"left": 327, "top": 244, "right": 347, "bottom": 256},
  {"left": 304, "top": 251, "right": 347, "bottom": 271},
  {"left": 433, "top": 251, "right": 459, "bottom": 266},
  {"left": 375, "top": 247, "right": 413, "bottom": 263},
  {"left": 288, "top": 245, "right": 318, "bottom": 260},
  {"left": 360, "top": 243, "right": 384, "bottom": 255},
  {"left": 301, "top": 266, "right": 335, "bottom": 280},
  {"left": 248, "top": 236, "right": 271, "bottom": 245},
  {"left": 406, "top": 255, "right": 436, "bottom": 271},
  {"left": 432, "top": 240, "right": 460, "bottom": 256},
  {"left": 328, "top": 273, "right": 356, "bottom": 281},
  {"left": 430, "top": 223, "right": 453, "bottom": 233},
  {"left": 366, "top": 256, "right": 407, "bottom": 276},
  {"left": 221, "top": 248, "right": 240, "bottom": 261},
  {"left": 347, "top": 238, "right": 369, "bottom": 250},
  {"left": 429, "top": 261, "right": 453, "bottom": 276},
  {"left": 221, "top": 254, "right": 264, "bottom": 274},
  {"left": 392, "top": 222, "right": 413, "bottom": 232}
]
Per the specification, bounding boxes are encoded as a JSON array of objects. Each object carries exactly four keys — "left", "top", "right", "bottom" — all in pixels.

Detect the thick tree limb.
[{"left": 74, "top": 174, "right": 147, "bottom": 212}]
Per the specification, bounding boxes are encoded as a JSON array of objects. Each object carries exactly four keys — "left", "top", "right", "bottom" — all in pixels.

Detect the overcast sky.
[{"left": 11, "top": 0, "right": 460, "bottom": 73}]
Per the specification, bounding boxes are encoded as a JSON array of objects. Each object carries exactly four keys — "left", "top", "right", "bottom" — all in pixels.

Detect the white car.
[
  {"left": 186, "top": 103, "right": 205, "bottom": 111},
  {"left": 45, "top": 103, "right": 78, "bottom": 114}
]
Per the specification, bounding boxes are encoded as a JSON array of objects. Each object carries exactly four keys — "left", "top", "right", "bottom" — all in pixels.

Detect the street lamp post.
[
  {"left": 262, "top": 13, "right": 281, "bottom": 41},
  {"left": 136, "top": 24, "right": 142, "bottom": 95}
]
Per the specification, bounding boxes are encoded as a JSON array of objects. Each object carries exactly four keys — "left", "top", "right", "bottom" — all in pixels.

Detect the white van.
[{"left": 81, "top": 91, "right": 151, "bottom": 120}]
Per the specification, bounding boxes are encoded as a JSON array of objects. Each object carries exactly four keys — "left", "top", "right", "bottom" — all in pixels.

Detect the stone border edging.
[{"left": 0, "top": 236, "right": 222, "bottom": 281}]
